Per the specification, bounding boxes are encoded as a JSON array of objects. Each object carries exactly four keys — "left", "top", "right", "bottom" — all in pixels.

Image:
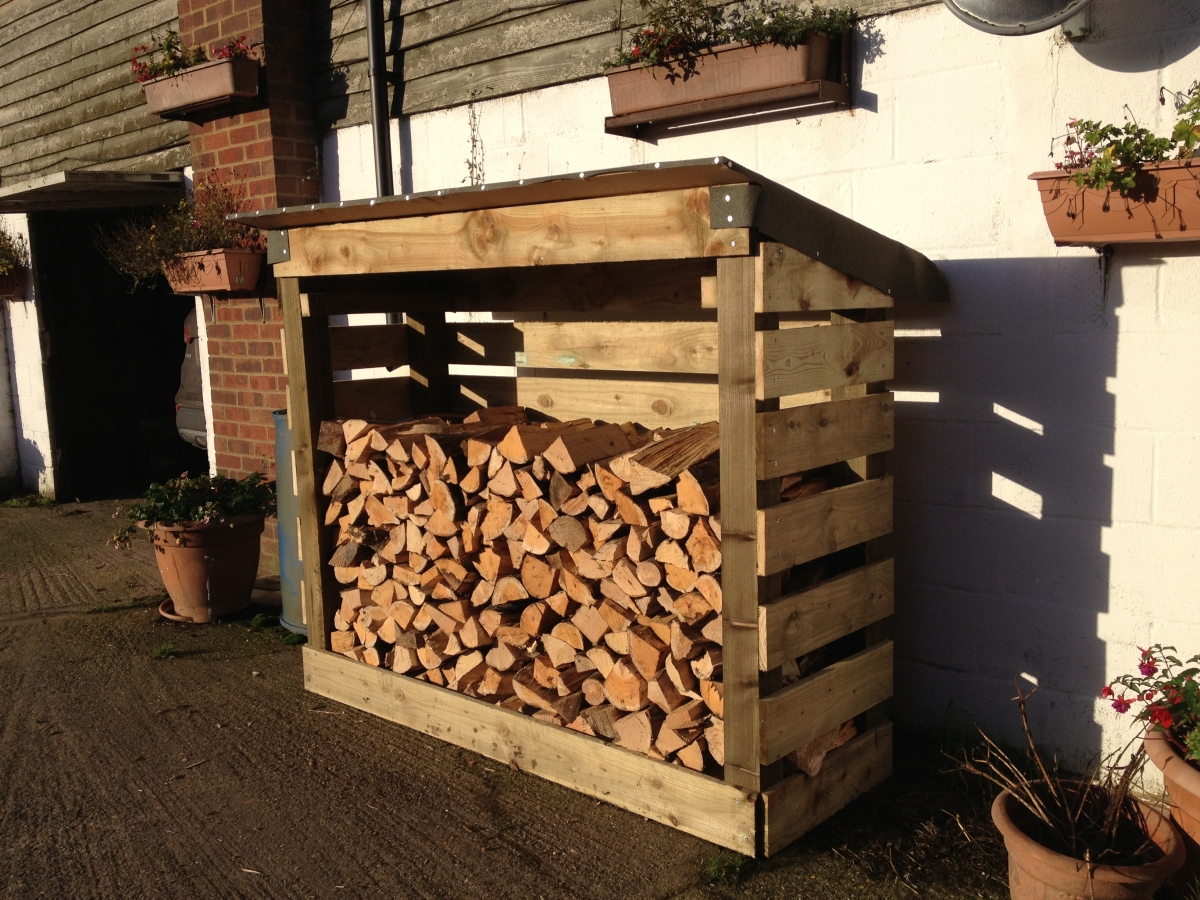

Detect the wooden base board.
[
  {"left": 303, "top": 647, "right": 757, "bottom": 852},
  {"left": 761, "top": 721, "right": 893, "bottom": 856}
]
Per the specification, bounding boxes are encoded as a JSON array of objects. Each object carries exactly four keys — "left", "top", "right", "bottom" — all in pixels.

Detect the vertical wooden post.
[
  {"left": 717, "top": 255, "right": 763, "bottom": 793},
  {"left": 405, "top": 311, "right": 453, "bottom": 416},
  {"left": 279, "top": 277, "right": 336, "bottom": 649}
]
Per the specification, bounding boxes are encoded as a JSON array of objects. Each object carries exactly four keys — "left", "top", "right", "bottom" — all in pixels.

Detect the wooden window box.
[
  {"left": 250, "top": 159, "right": 948, "bottom": 856},
  {"left": 142, "top": 57, "right": 260, "bottom": 122},
  {"left": 164, "top": 249, "right": 265, "bottom": 295},
  {"left": 605, "top": 36, "right": 851, "bottom": 139},
  {"left": 1030, "top": 160, "right": 1200, "bottom": 246}
]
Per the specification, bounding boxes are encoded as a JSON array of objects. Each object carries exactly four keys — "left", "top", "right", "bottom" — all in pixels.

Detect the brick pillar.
[{"left": 179, "top": 0, "right": 320, "bottom": 573}]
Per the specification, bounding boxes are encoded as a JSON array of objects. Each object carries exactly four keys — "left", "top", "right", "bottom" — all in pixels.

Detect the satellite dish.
[{"left": 943, "top": 0, "right": 1094, "bottom": 35}]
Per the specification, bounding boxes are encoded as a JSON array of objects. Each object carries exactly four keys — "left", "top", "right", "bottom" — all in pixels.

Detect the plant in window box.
[
  {"left": 0, "top": 223, "right": 29, "bottom": 298},
  {"left": 1031, "top": 85, "right": 1200, "bottom": 245},
  {"left": 96, "top": 179, "right": 266, "bottom": 295},
  {"left": 111, "top": 472, "right": 276, "bottom": 623},
  {"left": 132, "top": 31, "right": 260, "bottom": 120},
  {"left": 604, "top": 0, "right": 856, "bottom": 118}
]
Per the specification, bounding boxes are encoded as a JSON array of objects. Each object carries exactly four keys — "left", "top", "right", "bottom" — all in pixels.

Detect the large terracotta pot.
[
  {"left": 151, "top": 516, "right": 264, "bottom": 623},
  {"left": 605, "top": 36, "right": 830, "bottom": 117},
  {"left": 1145, "top": 728, "right": 1200, "bottom": 875},
  {"left": 142, "top": 56, "right": 259, "bottom": 120},
  {"left": 1029, "top": 159, "right": 1200, "bottom": 246},
  {"left": 164, "top": 249, "right": 264, "bottom": 294},
  {"left": 991, "top": 789, "right": 1184, "bottom": 900}
]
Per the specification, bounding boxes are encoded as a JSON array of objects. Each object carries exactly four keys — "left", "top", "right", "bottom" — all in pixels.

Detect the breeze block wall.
[{"left": 179, "top": 0, "right": 321, "bottom": 572}]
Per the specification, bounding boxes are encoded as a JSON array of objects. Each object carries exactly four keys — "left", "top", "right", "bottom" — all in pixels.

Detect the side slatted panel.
[{"left": 750, "top": 245, "right": 896, "bottom": 855}]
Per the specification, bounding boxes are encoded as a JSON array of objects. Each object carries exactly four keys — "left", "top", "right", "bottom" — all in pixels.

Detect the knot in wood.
[
  {"left": 537, "top": 393, "right": 554, "bottom": 408},
  {"left": 844, "top": 360, "right": 859, "bottom": 378},
  {"left": 652, "top": 399, "right": 670, "bottom": 416}
]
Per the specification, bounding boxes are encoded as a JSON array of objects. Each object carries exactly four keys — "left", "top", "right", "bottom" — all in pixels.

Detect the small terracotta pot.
[
  {"left": 1145, "top": 728, "right": 1200, "bottom": 876},
  {"left": 991, "top": 789, "right": 1184, "bottom": 900},
  {"left": 142, "top": 56, "right": 259, "bottom": 119},
  {"left": 164, "top": 249, "right": 264, "bottom": 294},
  {"left": 151, "top": 516, "right": 264, "bottom": 623}
]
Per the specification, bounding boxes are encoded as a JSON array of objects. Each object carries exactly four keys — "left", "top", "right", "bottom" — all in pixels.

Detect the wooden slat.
[
  {"left": 758, "top": 476, "right": 893, "bottom": 576},
  {"left": 406, "top": 312, "right": 453, "bottom": 415},
  {"left": 757, "top": 243, "right": 894, "bottom": 312},
  {"left": 280, "top": 278, "right": 336, "bottom": 651},
  {"left": 717, "top": 253, "right": 763, "bottom": 792},
  {"left": 756, "top": 322, "right": 893, "bottom": 401},
  {"left": 328, "top": 323, "right": 408, "bottom": 371},
  {"left": 449, "top": 322, "right": 523, "bottom": 367},
  {"left": 758, "top": 559, "right": 894, "bottom": 671},
  {"left": 456, "top": 375, "right": 719, "bottom": 429},
  {"left": 275, "top": 189, "right": 748, "bottom": 278},
  {"left": 759, "top": 642, "right": 894, "bottom": 764},
  {"left": 762, "top": 722, "right": 893, "bottom": 856},
  {"left": 331, "top": 375, "right": 413, "bottom": 421},
  {"left": 513, "top": 321, "right": 718, "bottom": 374},
  {"left": 304, "top": 647, "right": 757, "bottom": 852},
  {"left": 756, "top": 393, "right": 894, "bottom": 479}
]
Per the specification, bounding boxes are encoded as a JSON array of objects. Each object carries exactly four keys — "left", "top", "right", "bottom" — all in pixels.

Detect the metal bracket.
[
  {"left": 267, "top": 229, "right": 291, "bottom": 264},
  {"left": 710, "top": 183, "right": 761, "bottom": 230}
]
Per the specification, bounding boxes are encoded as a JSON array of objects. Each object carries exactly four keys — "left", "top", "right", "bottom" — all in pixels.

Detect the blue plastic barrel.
[{"left": 272, "top": 409, "right": 306, "bottom": 635}]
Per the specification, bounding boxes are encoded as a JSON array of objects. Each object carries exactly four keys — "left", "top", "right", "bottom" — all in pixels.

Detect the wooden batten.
[
  {"left": 512, "top": 321, "right": 719, "bottom": 375},
  {"left": 762, "top": 722, "right": 893, "bottom": 856},
  {"left": 757, "top": 476, "right": 893, "bottom": 576},
  {"left": 758, "top": 642, "right": 893, "bottom": 765},
  {"left": 328, "top": 323, "right": 409, "bottom": 371},
  {"left": 756, "top": 244, "right": 894, "bottom": 313},
  {"left": 332, "top": 376, "right": 413, "bottom": 422},
  {"left": 756, "top": 393, "right": 894, "bottom": 480},
  {"left": 758, "top": 559, "right": 895, "bottom": 671},
  {"left": 756, "top": 322, "right": 894, "bottom": 401},
  {"left": 304, "top": 647, "right": 757, "bottom": 850},
  {"left": 274, "top": 189, "right": 749, "bottom": 278}
]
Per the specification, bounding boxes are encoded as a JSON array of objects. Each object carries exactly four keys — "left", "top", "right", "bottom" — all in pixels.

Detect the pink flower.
[
  {"left": 1101, "top": 685, "right": 1113, "bottom": 699},
  {"left": 1112, "top": 695, "right": 1132, "bottom": 714},
  {"left": 1139, "top": 660, "right": 1158, "bottom": 676}
]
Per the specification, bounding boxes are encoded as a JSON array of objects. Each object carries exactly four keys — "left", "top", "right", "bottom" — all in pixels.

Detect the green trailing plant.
[
  {"left": 607, "top": 0, "right": 856, "bottom": 80},
  {"left": 110, "top": 472, "right": 275, "bottom": 547},
  {"left": 95, "top": 178, "right": 264, "bottom": 291},
  {"left": 0, "top": 223, "right": 29, "bottom": 277},
  {"left": 1104, "top": 644, "right": 1200, "bottom": 763}
]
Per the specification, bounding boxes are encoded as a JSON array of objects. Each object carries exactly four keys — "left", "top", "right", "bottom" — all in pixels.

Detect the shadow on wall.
[
  {"left": 1072, "top": 0, "right": 1200, "bottom": 72},
  {"left": 889, "top": 253, "right": 1120, "bottom": 765}
]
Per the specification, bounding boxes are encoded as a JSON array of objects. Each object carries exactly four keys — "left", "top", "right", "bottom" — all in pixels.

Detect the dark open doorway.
[{"left": 29, "top": 209, "right": 207, "bottom": 502}]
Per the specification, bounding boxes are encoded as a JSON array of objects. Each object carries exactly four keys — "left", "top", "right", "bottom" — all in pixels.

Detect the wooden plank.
[
  {"left": 758, "top": 476, "right": 892, "bottom": 576},
  {"left": 756, "top": 322, "right": 893, "bottom": 401},
  {"left": 762, "top": 722, "right": 893, "bottom": 856},
  {"left": 276, "top": 189, "right": 747, "bottom": 278},
  {"left": 759, "top": 642, "right": 893, "bottom": 764},
  {"left": 513, "top": 321, "right": 718, "bottom": 374},
  {"left": 759, "top": 559, "right": 894, "bottom": 671},
  {"left": 0, "top": 115, "right": 185, "bottom": 183},
  {"left": 756, "top": 393, "right": 894, "bottom": 480},
  {"left": 717, "top": 254, "right": 763, "bottom": 792},
  {"left": 280, "top": 278, "right": 337, "bottom": 651},
  {"left": 757, "top": 243, "right": 894, "bottom": 313},
  {"left": 406, "top": 312, "right": 453, "bottom": 415},
  {"left": 456, "top": 375, "right": 719, "bottom": 429},
  {"left": 303, "top": 647, "right": 758, "bottom": 852},
  {"left": 328, "top": 323, "right": 408, "bottom": 371},
  {"left": 332, "top": 375, "right": 413, "bottom": 422}
]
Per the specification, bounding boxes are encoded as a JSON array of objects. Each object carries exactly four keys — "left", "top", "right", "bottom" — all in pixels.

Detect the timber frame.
[{"left": 261, "top": 158, "right": 947, "bottom": 856}]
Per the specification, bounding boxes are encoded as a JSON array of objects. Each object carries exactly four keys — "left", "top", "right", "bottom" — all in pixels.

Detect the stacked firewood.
[{"left": 320, "top": 407, "right": 730, "bottom": 772}]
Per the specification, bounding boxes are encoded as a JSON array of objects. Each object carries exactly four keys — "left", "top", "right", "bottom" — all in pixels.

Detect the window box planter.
[
  {"left": 164, "top": 249, "right": 265, "bottom": 294},
  {"left": 0, "top": 268, "right": 27, "bottom": 298},
  {"left": 1030, "top": 159, "right": 1200, "bottom": 246},
  {"left": 142, "top": 56, "right": 259, "bottom": 121}
]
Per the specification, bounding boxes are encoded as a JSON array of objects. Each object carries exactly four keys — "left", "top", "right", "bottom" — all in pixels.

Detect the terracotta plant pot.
[
  {"left": 151, "top": 516, "right": 264, "bottom": 623},
  {"left": 605, "top": 36, "right": 830, "bottom": 117},
  {"left": 1145, "top": 728, "right": 1200, "bottom": 876},
  {"left": 1030, "top": 159, "right": 1200, "bottom": 246},
  {"left": 142, "top": 56, "right": 259, "bottom": 120},
  {"left": 0, "top": 268, "right": 26, "bottom": 298},
  {"left": 991, "top": 789, "right": 1184, "bottom": 900},
  {"left": 164, "top": 248, "right": 264, "bottom": 294}
]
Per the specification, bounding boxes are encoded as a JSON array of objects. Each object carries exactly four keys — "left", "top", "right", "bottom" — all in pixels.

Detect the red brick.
[
  {"left": 218, "top": 146, "right": 245, "bottom": 165},
  {"left": 261, "top": 357, "right": 284, "bottom": 374},
  {"left": 248, "top": 375, "right": 277, "bottom": 391},
  {"left": 252, "top": 442, "right": 276, "bottom": 458},
  {"left": 221, "top": 306, "right": 245, "bottom": 322},
  {"left": 235, "top": 358, "right": 263, "bottom": 373},
  {"left": 219, "top": 341, "right": 246, "bottom": 356},
  {"left": 261, "top": 391, "right": 288, "bottom": 409},
  {"left": 214, "top": 421, "right": 240, "bottom": 437},
  {"left": 208, "top": 356, "right": 233, "bottom": 372},
  {"left": 231, "top": 323, "right": 259, "bottom": 339},
  {"left": 242, "top": 423, "right": 269, "bottom": 441},
  {"left": 229, "top": 124, "right": 258, "bottom": 145},
  {"left": 226, "top": 406, "right": 251, "bottom": 422},
  {"left": 216, "top": 453, "right": 242, "bottom": 471}
]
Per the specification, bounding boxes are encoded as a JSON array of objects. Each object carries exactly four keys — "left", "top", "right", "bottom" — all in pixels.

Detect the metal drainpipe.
[{"left": 366, "top": 0, "right": 394, "bottom": 197}]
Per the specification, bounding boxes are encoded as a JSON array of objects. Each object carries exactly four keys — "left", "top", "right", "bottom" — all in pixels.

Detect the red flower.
[
  {"left": 1150, "top": 706, "right": 1173, "bottom": 729},
  {"left": 1139, "top": 660, "right": 1158, "bottom": 676},
  {"left": 1112, "top": 695, "right": 1132, "bottom": 714},
  {"left": 1101, "top": 685, "right": 1113, "bottom": 699}
]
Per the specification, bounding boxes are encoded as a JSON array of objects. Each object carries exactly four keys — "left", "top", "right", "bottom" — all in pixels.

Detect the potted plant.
[
  {"left": 1031, "top": 84, "right": 1200, "bottom": 245},
  {"left": 604, "top": 0, "right": 855, "bottom": 118},
  {"left": 133, "top": 31, "right": 260, "bottom": 120},
  {"left": 962, "top": 684, "right": 1184, "bottom": 900},
  {"left": 1105, "top": 645, "right": 1200, "bottom": 872},
  {"left": 0, "top": 223, "right": 29, "bottom": 298},
  {"left": 112, "top": 472, "right": 276, "bottom": 623},
  {"left": 95, "top": 178, "right": 266, "bottom": 294}
]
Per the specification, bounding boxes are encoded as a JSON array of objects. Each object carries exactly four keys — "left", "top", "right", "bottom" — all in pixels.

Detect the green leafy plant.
[
  {"left": 0, "top": 222, "right": 30, "bottom": 277},
  {"left": 131, "top": 31, "right": 255, "bottom": 83},
  {"left": 153, "top": 643, "right": 176, "bottom": 660},
  {"left": 281, "top": 632, "right": 306, "bottom": 646},
  {"left": 1104, "top": 644, "right": 1200, "bottom": 763},
  {"left": 95, "top": 178, "right": 264, "bottom": 291},
  {"left": 110, "top": 472, "right": 275, "bottom": 546},
  {"left": 703, "top": 850, "right": 749, "bottom": 885},
  {"left": 607, "top": 0, "right": 856, "bottom": 80}
]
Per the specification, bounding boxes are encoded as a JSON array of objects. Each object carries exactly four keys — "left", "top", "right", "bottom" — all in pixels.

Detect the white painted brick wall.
[{"left": 323, "top": 0, "right": 1200, "bottom": 765}]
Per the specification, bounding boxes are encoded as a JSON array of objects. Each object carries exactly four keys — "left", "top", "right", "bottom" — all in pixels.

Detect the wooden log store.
[{"left": 241, "top": 158, "right": 949, "bottom": 856}]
